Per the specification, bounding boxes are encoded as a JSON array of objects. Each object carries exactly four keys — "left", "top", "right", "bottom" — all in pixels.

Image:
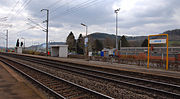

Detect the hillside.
[
  {"left": 88, "top": 32, "right": 147, "bottom": 41},
  {"left": 88, "top": 29, "right": 180, "bottom": 47},
  {"left": 88, "top": 32, "right": 147, "bottom": 47},
  {"left": 163, "top": 29, "right": 180, "bottom": 41},
  {"left": 88, "top": 32, "right": 120, "bottom": 40},
  {"left": 26, "top": 42, "right": 66, "bottom": 52}
]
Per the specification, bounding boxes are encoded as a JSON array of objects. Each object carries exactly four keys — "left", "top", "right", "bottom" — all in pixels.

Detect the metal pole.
[
  {"left": 115, "top": 8, "right": 120, "bottom": 50},
  {"left": 81, "top": 23, "right": 88, "bottom": 57},
  {"left": 41, "top": 9, "right": 49, "bottom": 56},
  {"left": 6, "top": 30, "right": 8, "bottom": 52},
  {"left": 147, "top": 36, "right": 150, "bottom": 68},
  {"left": 47, "top": 10, "right": 49, "bottom": 56},
  {"left": 86, "top": 26, "right": 88, "bottom": 36},
  {"left": 116, "top": 12, "right": 118, "bottom": 49},
  {"left": 166, "top": 34, "right": 168, "bottom": 70},
  {"left": 86, "top": 26, "right": 88, "bottom": 56}
]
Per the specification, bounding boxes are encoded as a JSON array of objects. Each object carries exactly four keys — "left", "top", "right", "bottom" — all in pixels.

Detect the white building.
[{"left": 51, "top": 45, "right": 68, "bottom": 57}]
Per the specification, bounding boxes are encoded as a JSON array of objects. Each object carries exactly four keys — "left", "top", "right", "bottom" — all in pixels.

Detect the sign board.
[
  {"left": 149, "top": 39, "right": 166, "bottom": 44},
  {"left": 88, "top": 52, "right": 92, "bottom": 56},
  {"left": 84, "top": 37, "right": 88, "bottom": 46},
  {"left": 147, "top": 34, "right": 168, "bottom": 70}
]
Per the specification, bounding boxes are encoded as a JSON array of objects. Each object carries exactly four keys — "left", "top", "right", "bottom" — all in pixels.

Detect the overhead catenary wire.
[
  {"left": 50, "top": 0, "right": 75, "bottom": 14},
  {"left": 30, "top": 0, "right": 68, "bottom": 19},
  {"left": 64, "top": 0, "right": 103, "bottom": 16},
  {"left": 50, "top": 0, "right": 94, "bottom": 17},
  {"left": 11, "top": 0, "right": 104, "bottom": 35},
  {"left": 50, "top": 0, "right": 102, "bottom": 20},
  {"left": 27, "top": 18, "right": 46, "bottom": 30},
  {"left": 6, "top": 0, "right": 21, "bottom": 21},
  {"left": 47, "top": 0, "right": 64, "bottom": 9},
  {"left": 11, "top": 0, "right": 33, "bottom": 21},
  {"left": 17, "top": 0, "right": 95, "bottom": 28},
  {"left": 14, "top": 0, "right": 68, "bottom": 30},
  {"left": 15, "top": 0, "right": 33, "bottom": 16},
  {"left": 21, "top": 0, "right": 75, "bottom": 31}
]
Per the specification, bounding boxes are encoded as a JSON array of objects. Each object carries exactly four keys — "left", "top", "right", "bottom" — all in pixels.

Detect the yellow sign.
[{"left": 147, "top": 34, "right": 168, "bottom": 70}]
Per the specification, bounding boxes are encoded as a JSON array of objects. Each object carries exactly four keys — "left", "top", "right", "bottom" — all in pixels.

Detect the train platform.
[
  {"left": 50, "top": 57, "right": 180, "bottom": 79},
  {"left": 0, "top": 61, "right": 46, "bottom": 99},
  {"left": 16, "top": 53, "right": 180, "bottom": 80}
]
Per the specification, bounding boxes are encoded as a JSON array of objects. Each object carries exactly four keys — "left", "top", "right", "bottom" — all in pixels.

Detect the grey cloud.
[
  {"left": 1, "top": 0, "right": 180, "bottom": 47},
  {"left": 0, "top": 0, "right": 12, "bottom": 7}
]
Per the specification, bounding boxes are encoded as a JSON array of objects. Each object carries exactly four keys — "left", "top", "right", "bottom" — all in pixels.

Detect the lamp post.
[
  {"left": 81, "top": 23, "right": 88, "bottom": 36},
  {"left": 115, "top": 8, "right": 120, "bottom": 50},
  {"left": 81, "top": 23, "right": 88, "bottom": 56}
]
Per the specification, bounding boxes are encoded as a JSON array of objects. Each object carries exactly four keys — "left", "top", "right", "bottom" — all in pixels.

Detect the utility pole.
[
  {"left": 115, "top": 8, "right": 120, "bottom": 50},
  {"left": 41, "top": 9, "right": 49, "bottom": 56},
  {"left": 5, "top": 30, "right": 8, "bottom": 52}
]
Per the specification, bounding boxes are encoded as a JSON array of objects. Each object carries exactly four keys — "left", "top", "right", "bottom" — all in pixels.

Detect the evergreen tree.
[
  {"left": 66, "top": 31, "right": 76, "bottom": 52},
  {"left": 21, "top": 42, "right": 23, "bottom": 47},
  {"left": 141, "top": 39, "right": 148, "bottom": 47},
  {"left": 76, "top": 34, "right": 84, "bottom": 54},
  {"left": 16, "top": 39, "right": 19, "bottom": 47},
  {"left": 93, "top": 39, "right": 103, "bottom": 51},
  {"left": 119, "top": 35, "right": 129, "bottom": 48}
]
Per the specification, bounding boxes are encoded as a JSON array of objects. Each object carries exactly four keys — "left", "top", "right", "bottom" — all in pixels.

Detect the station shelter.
[{"left": 51, "top": 45, "right": 68, "bottom": 58}]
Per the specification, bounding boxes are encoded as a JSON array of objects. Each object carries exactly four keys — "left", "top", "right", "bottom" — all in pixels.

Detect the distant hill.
[
  {"left": 26, "top": 42, "right": 65, "bottom": 52},
  {"left": 88, "top": 32, "right": 148, "bottom": 47},
  {"left": 88, "top": 32, "right": 120, "bottom": 40},
  {"left": 88, "top": 29, "right": 180, "bottom": 47},
  {"left": 88, "top": 32, "right": 147, "bottom": 41},
  {"left": 163, "top": 29, "right": 180, "bottom": 41}
]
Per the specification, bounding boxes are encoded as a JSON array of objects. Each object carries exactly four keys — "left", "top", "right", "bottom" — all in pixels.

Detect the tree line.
[{"left": 66, "top": 31, "right": 148, "bottom": 54}]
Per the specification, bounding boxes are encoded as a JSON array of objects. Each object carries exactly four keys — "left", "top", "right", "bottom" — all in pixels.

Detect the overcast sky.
[{"left": 0, "top": 0, "right": 180, "bottom": 47}]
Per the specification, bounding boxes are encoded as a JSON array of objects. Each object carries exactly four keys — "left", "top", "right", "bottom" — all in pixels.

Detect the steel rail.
[
  {"left": 13, "top": 55, "right": 180, "bottom": 98},
  {"left": 0, "top": 56, "right": 113, "bottom": 99},
  {"left": 1, "top": 53, "right": 180, "bottom": 98},
  {"left": 0, "top": 59, "right": 65, "bottom": 99}
]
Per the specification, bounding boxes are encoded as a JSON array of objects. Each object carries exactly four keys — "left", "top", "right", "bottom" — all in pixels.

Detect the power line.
[
  {"left": 6, "top": 0, "right": 21, "bottom": 21},
  {"left": 11, "top": 0, "right": 32, "bottom": 21},
  {"left": 15, "top": 26, "right": 36, "bottom": 35},
  {"left": 22, "top": 0, "right": 75, "bottom": 30},
  {"left": 16, "top": 0, "right": 32, "bottom": 16},
  {"left": 27, "top": 18, "right": 46, "bottom": 30},
  {"left": 64, "top": 0, "right": 101, "bottom": 14},
  {"left": 30, "top": 0, "right": 68, "bottom": 19},
  {"left": 50, "top": 0, "right": 90, "bottom": 16},
  {"left": 47, "top": 0, "right": 64, "bottom": 9},
  {"left": 50, "top": 0, "right": 75, "bottom": 14},
  {"left": 50, "top": 0, "right": 102, "bottom": 19},
  {"left": 13, "top": 0, "right": 66, "bottom": 30}
]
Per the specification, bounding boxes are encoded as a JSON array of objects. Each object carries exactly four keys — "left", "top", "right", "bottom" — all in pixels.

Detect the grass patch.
[{"left": 169, "top": 41, "right": 180, "bottom": 47}]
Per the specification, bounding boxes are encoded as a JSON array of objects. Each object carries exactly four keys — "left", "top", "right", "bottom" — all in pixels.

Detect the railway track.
[
  {"left": 1, "top": 53, "right": 180, "bottom": 98},
  {"left": 0, "top": 55, "right": 113, "bottom": 99}
]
